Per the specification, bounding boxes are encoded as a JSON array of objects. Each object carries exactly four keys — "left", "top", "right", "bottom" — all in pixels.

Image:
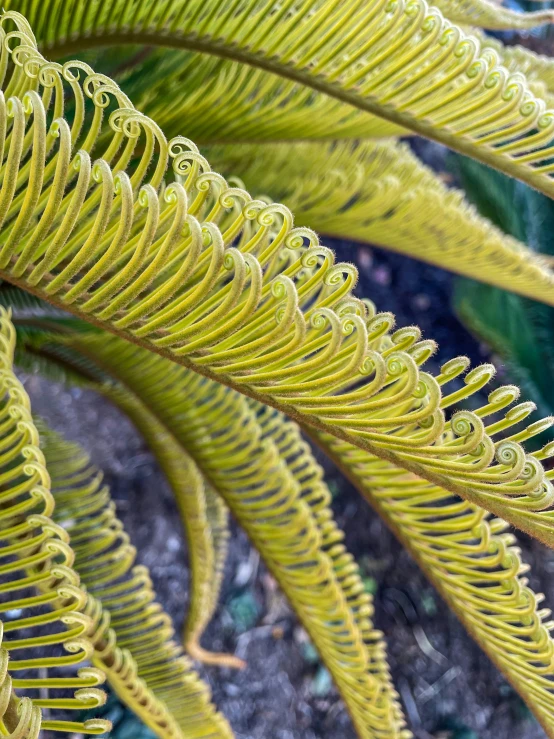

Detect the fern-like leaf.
[
  {"left": 0, "top": 298, "right": 240, "bottom": 670},
  {"left": 0, "top": 17, "right": 549, "bottom": 552},
  {"left": 0, "top": 307, "right": 111, "bottom": 736},
  {"left": 314, "top": 431, "right": 554, "bottom": 739},
  {"left": 40, "top": 423, "right": 234, "bottom": 739},
  {"left": 98, "top": 48, "right": 406, "bottom": 144},
  {"left": 206, "top": 138, "right": 554, "bottom": 302},
  {"left": 45, "top": 301, "right": 554, "bottom": 550},
  {"left": 7, "top": 1, "right": 554, "bottom": 194},
  {"left": 100, "top": 386, "right": 243, "bottom": 670},
  {"left": 11, "top": 251, "right": 554, "bottom": 544},
  {"left": 128, "top": 377, "right": 409, "bottom": 738},
  {"left": 250, "top": 399, "right": 404, "bottom": 724}
]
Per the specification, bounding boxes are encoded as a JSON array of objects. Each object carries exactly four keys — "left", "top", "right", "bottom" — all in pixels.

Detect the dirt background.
[{"left": 22, "top": 227, "right": 554, "bottom": 739}]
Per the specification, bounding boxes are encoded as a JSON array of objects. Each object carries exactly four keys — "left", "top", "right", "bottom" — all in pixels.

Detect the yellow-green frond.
[
  {"left": 59, "top": 321, "right": 554, "bottom": 550},
  {"left": 131, "top": 372, "right": 408, "bottom": 738},
  {"left": 36, "top": 422, "right": 190, "bottom": 739},
  {"left": 34, "top": 332, "right": 410, "bottom": 738},
  {"left": 40, "top": 423, "right": 235, "bottom": 739},
  {"left": 7, "top": 2, "right": 554, "bottom": 194},
  {"left": 0, "top": 13, "right": 552, "bottom": 552},
  {"left": 1, "top": 313, "right": 238, "bottom": 671},
  {"left": 315, "top": 431, "right": 554, "bottom": 739},
  {"left": 0, "top": 307, "right": 110, "bottom": 736},
  {"left": 207, "top": 138, "right": 554, "bottom": 301},
  {"left": 101, "top": 386, "right": 243, "bottom": 670},
  {"left": 250, "top": 399, "right": 403, "bottom": 722},
  {"left": 103, "top": 23, "right": 554, "bottom": 149},
  {"left": 201, "top": 484, "right": 232, "bottom": 653},
  {"left": 105, "top": 49, "right": 406, "bottom": 144},
  {"left": 432, "top": 0, "right": 554, "bottom": 29}
]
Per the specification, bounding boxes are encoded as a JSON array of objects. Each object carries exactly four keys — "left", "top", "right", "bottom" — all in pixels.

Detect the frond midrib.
[
  {"left": 5, "top": 276, "right": 550, "bottom": 548},
  {"left": 42, "top": 30, "right": 554, "bottom": 198}
]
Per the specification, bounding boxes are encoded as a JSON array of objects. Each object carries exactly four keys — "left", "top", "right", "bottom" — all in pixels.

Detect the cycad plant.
[{"left": 2, "top": 2, "right": 554, "bottom": 737}]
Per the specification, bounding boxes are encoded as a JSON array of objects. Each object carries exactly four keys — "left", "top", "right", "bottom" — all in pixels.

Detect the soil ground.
[{"left": 23, "top": 240, "right": 551, "bottom": 739}]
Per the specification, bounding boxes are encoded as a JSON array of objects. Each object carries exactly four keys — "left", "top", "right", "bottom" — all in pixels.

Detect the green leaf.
[{"left": 8, "top": 1, "right": 554, "bottom": 197}]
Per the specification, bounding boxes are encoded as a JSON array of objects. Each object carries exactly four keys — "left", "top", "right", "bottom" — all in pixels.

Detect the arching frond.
[
  {"left": 0, "top": 17, "right": 550, "bottom": 548},
  {"left": 7, "top": 2, "right": 554, "bottom": 195},
  {"left": 432, "top": 0, "right": 554, "bottom": 29},
  {"left": 113, "top": 373, "right": 408, "bottom": 738},
  {"left": 15, "top": 327, "right": 410, "bottom": 739},
  {"left": 29, "top": 437, "right": 195, "bottom": 739},
  {"left": 2, "top": 299, "right": 239, "bottom": 671},
  {"left": 103, "top": 48, "right": 406, "bottom": 144},
  {"left": 60, "top": 25, "right": 554, "bottom": 148},
  {"left": 66, "top": 34, "right": 554, "bottom": 150},
  {"left": 66, "top": 327, "right": 554, "bottom": 542},
  {"left": 0, "top": 308, "right": 111, "bottom": 736},
  {"left": 314, "top": 431, "right": 554, "bottom": 739},
  {"left": 99, "top": 386, "right": 243, "bottom": 670},
  {"left": 207, "top": 138, "right": 554, "bottom": 301},
  {"left": 40, "top": 423, "right": 235, "bottom": 739},
  {"left": 249, "top": 400, "right": 402, "bottom": 715},
  {"left": 200, "top": 483, "right": 231, "bottom": 649}
]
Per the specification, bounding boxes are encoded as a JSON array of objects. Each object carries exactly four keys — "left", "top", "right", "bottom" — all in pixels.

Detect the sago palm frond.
[
  {"left": 7, "top": 1, "right": 554, "bottom": 195},
  {"left": 250, "top": 399, "right": 402, "bottom": 712},
  {"left": 315, "top": 430, "right": 554, "bottom": 738},
  {"left": 65, "top": 330, "right": 554, "bottom": 544},
  {"left": 98, "top": 385, "right": 243, "bottom": 670},
  {"left": 96, "top": 48, "right": 407, "bottom": 144},
  {"left": 12, "top": 324, "right": 410, "bottom": 739},
  {"left": 431, "top": 0, "right": 554, "bottom": 29},
  {"left": 0, "top": 16, "right": 551, "bottom": 552},
  {"left": 110, "top": 374, "right": 408, "bottom": 739},
  {"left": 206, "top": 138, "right": 554, "bottom": 302},
  {"left": 40, "top": 422, "right": 235, "bottom": 739},
  {"left": 1, "top": 305, "right": 239, "bottom": 672},
  {"left": 0, "top": 303, "right": 220, "bottom": 738},
  {"left": 0, "top": 307, "right": 111, "bottom": 737},
  {"left": 33, "top": 324, "right": 554, "bottom": 739},
  {"left": 44, "top": 21, "right": 554, "bottom": 148},
  {"left": 59, "top": 31, "right": 554, "bottom": 148}
]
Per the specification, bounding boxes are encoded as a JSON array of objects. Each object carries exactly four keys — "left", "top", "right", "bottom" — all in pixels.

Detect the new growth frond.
[
  {"left": 317, "top": 431, "right": 554, "bottom": 738},
  {"left": 0, "top": 16, "right": 551, "bottom": 550},
  {"left": 0, "top": 307, "right": 110, "bottom": 737},
  {"left": 40, "top": 423, "right": 234, "bottom": 739},
  {"left": 8, "top": 0, "right": 554, "bottom": 195},
  {"left": 207, "top": 138, "right": 554, "bottom": 303}
]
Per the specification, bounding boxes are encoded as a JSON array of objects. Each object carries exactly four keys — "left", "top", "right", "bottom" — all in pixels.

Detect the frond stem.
[
  {"left": 9, "top": 279, "right": 546, "bottom": 550},
  {"left": 43, "top": 32, "right": 554, "bottom": 198}
]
